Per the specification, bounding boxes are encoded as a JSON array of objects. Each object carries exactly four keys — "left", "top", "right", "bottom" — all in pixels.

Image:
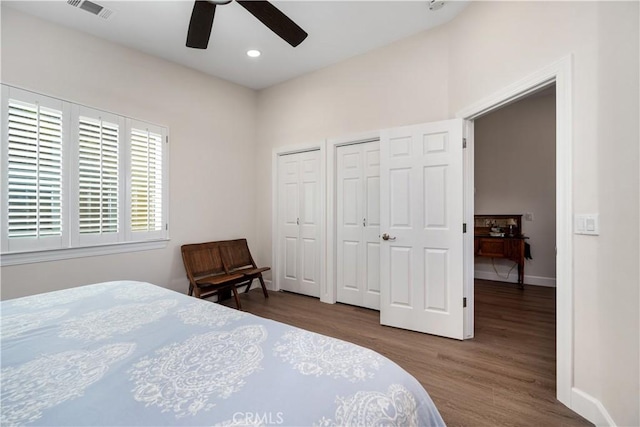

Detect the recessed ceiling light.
[{"left": 247, "top": 49, "right": 261, "bottom": 58}]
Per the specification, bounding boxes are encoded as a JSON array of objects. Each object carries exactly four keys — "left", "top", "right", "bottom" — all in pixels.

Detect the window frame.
[{"left": 1, "top": 84, "right": 169, "bottom": 266}]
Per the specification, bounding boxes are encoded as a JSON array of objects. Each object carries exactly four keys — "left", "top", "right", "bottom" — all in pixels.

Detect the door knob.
[{"left": 381, "top": 233, "right": 396, "bottom": 241}]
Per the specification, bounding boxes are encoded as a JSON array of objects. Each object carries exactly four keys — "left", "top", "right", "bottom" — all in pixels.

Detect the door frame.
[
  {"left": 456, "top": 55, "right": 573, "bottom": 407},
  {"left": 326, "top": 130, "right": 381, "bottom": 304},
  {"left": 271, "top": 141, "right": 327, "bottom": 296}
]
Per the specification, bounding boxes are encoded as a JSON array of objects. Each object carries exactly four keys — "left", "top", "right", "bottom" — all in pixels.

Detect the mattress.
[{"left": 1, "top": 280, "right": 445, "bottom": 426}]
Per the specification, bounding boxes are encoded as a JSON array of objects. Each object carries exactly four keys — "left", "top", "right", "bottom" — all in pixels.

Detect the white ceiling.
[{"left": 4, "top": 0, "right": 469, "bottom": 90}]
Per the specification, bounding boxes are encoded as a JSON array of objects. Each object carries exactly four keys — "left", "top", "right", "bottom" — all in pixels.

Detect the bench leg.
[
  {"left": 258, "top": 274, "right": 269, "bottom": 299},
  {"left": 244, "top": 278, "right": 253, "bottom": 293},
  {"left": 188, "top": 283, "right": 194, "bottom": 296},
  {"left": 231, "top": 286, "right": 242, "bottom": 310}
]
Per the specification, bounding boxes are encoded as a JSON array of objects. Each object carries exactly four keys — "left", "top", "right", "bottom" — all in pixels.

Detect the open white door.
[{"left": 379, "top": 119, "right": 465, "bottom": 339}]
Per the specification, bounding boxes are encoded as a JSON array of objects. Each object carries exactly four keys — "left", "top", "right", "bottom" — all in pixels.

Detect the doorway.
[
  {"left": 459, "top": 55, "right": 573, "bottom": 407},
  {"left": 472, "top": 83, "right": 558, "bottom": 396}
]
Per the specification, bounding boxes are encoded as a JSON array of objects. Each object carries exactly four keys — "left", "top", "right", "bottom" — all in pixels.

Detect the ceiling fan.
[{"left": 186, "top": 0, "right": 308, "bottom": 50}]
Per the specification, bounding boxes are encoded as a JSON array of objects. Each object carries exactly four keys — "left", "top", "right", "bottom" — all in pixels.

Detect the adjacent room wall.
[
  {"left": 474, "top": 89, "right": 556, "bottom": 286},
  {"left": 255, "top": 2, "right": 638, "bottom": 425},
  {"left": 0, "top": 7, "right": 259, "bottom": 299}
]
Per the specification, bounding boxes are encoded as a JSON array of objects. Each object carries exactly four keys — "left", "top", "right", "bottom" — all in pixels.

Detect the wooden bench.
[
  {"left": 220, "top": 238, "right": 270, "bottom": 299},
  {"left": 181, "top": 239, "right": 270, "bottom": 309},
  {"left": 181, "top": 241, "right": 246, "bottom": 308}
]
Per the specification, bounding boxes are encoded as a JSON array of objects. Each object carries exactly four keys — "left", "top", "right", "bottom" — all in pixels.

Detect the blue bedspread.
[{"left": 1, "top": 281, "right": 445, "bottom": 426}]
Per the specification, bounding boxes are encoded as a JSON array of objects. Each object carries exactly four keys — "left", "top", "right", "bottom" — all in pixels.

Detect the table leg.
[{"left": 518, "top": 262, "right": 524, "bottom": 289}]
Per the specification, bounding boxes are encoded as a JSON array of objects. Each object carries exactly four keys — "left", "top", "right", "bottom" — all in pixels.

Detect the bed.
[{"left": 1, "top": 280, "right": 445, "bottom": 426}]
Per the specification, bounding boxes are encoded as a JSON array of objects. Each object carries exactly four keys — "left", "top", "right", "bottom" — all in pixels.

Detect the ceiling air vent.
[{"left": 66, "top": 0, "right": 115, "bottom": 20}]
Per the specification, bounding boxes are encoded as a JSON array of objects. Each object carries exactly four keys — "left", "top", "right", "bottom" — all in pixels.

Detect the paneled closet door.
[
  {"left": 277, "top": 150, "right": 321, "bottom": 297},
  {"left": 336, "top": 141, "right": 381, "bottom": 310}
]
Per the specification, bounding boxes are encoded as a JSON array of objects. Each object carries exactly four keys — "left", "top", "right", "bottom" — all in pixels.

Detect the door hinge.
[
  {"left": 166, "top": 136, "right": 169, "bottom": 144},
  {"left": 463, "top": 138, "right": 467, "bottom": 148},
  {"left": 165, "top": 223, "right": 168, "bottom": 231},
  {"left": 463, "top": 223, "right": 467, "bottom": 233},
  {"left": 463, "top": 297, "right": 467, "bottom": 308}
]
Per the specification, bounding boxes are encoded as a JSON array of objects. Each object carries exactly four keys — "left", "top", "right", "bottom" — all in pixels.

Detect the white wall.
[
  {"left": 595, "top": 2, "right": 640, "bottom": 423},
  {"left": 0, "top": 7, "right": 259, "bottom": 299},
  {"left": 474, "top": 90, "right": 556, "bottom": 286},
  {"left": 255, "top": 2, "right": 638, "bottom": 425}
]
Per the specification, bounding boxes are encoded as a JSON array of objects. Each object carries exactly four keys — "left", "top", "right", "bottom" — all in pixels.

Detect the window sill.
[{"left": 0, "top": 239, "right": 170, "bottom": 267}]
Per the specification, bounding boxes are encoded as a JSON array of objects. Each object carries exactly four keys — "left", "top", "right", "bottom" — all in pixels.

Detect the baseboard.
[
  {"left": 571, "top": 387, "right": 616, "bottom": 426},
  {"left": 474, "top": 270, "right": 556, "bottom": 287},
  {"left": 264, "top": 279, "right": 274, "bottom": 291}
]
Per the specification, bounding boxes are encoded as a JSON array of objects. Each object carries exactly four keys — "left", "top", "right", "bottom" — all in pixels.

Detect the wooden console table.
[{"left": 474, "top": 214, "right": 528, "bottom": 287}]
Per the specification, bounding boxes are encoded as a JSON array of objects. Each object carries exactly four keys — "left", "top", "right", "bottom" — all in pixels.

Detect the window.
[
  {"left": 128, "top": 121, "right": 166, "bottom": 241},
  {"left": 1, "top": 85, "right": 169, "bottom": 265},
  {"left": 73, "top": 106, "right": 125, "bottom": 247}
]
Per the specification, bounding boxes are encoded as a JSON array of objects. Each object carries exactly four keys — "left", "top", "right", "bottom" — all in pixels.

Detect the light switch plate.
[{"left": 574, "top": 214, "right": 599, "bottom": 235}]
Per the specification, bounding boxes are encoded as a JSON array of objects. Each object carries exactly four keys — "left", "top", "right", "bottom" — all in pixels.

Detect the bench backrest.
[
  {"left": 220, "top": 238, "right": 256, "bottom": 271},
  {"left": 181, "top": 241, "right": 226, "bottom": 281}
]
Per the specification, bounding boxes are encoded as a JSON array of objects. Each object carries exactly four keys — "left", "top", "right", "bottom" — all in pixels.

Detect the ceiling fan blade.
[
  {"left": 236, "top": 1, "right": 308, "bottom": 47},
  {"left": 186, "top": 1, "right": 216, "bottom": 49}
]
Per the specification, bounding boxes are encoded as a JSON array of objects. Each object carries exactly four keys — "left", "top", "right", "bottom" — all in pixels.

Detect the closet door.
[
  {"left": 336, "top": 141, "right": 380, "bottom": 309},
  {"left": 277, "top": 150, "right": 321, "bottom": 297}
]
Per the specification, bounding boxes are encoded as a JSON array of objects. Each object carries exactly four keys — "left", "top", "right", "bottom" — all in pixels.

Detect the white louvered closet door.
[
  {"left": 277, "top": 150, "right": 321, "bottom": 297},
  {"left": 336, "top": 141, "right": 381, "bottom": 310}
]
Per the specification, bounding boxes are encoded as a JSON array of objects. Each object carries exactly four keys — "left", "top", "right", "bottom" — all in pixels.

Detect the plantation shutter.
[
  {"left": 4, "top": 90, "right": 66, "bottom": 251},
  {"left": 129, "top": 123, "right": 165, "bottom": 237},
  {"left": 78, "top": 115, "right": 120, "bottom": 236},
  {"left": 2, "top": 85, "right": 168, "bottom": 261}
]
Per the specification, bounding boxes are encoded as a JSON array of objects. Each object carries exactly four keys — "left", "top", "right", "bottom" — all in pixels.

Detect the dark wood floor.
[{"left": 221, "top": 279, "right": 592, "bottom": 427}]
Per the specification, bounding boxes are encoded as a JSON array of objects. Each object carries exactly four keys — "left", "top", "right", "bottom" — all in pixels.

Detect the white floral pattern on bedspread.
[
  {"left": 316, "top": 384, "right": 419, "bottom": 427},
  {"left": 1, "top": 343, "right": 136, "bottom": 426},
  {"left": 176, "top": 301, "right": 248, "bottom": 327},
  {"left": 0, "top": 281, "right": 445, "bottom": 426},
  {"left": 59, "top": 299, "right": 178, "bottom": 341},
  {"left": 1, "top": 308, "right": 68, "bottom": 338},
  {"left": 129, "top": 325, "right": 266, "bottom": 417},
  {"left": 274, "top": 329, "right": 383, "bottom": 381}
]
